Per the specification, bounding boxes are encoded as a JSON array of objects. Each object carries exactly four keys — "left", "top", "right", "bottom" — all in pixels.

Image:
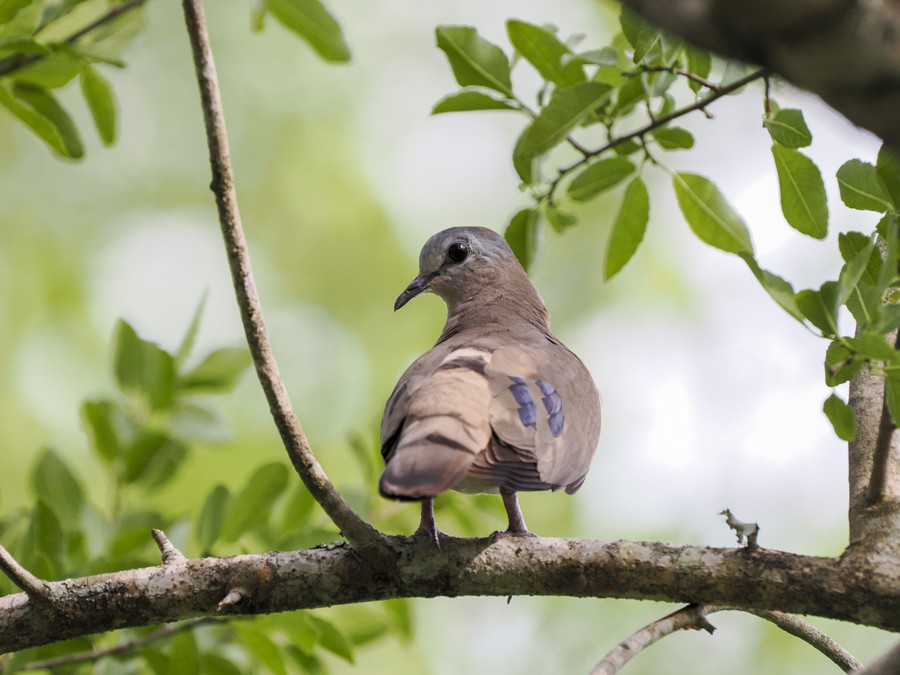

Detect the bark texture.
[
  {"left": 619, "top": 0, "right": 900, "bottom": 151},
  {"left": 1, "top": 536, "right": 899, "bottom": 653}
]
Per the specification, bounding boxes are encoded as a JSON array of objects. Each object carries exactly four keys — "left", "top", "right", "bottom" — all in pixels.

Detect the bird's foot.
[
  {"left": 488, "top": 528, "right": 537, "bottom": 544},
  {"left": 413, "top": 523, "right": 448, "bottom": 549}
]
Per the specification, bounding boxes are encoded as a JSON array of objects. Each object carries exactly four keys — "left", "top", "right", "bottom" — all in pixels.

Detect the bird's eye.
[{"left": 447, "top": 242, "right": 469, "bottom": 263}]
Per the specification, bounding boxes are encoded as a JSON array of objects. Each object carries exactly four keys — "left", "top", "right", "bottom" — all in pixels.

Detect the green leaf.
[
  {"left": 544, "top": 206, "right": 577, "bottom": 233},
  {"left": 851, "top": 331, "right": 900, "bottom": 365},
  {"left": 512, "top": 127, "right": 535, "bottom": 184},
  {"left": 764, "top": 108, "right": 812, "bottom": 148},
  {"left": 506, "top": 19, "right": 584, "bottom": 87},
  {"left": 886, "top": 377, "right": 900, "bottom": 428},
  {"left": 877, "top": 213, "right": 900, "bottom": 291},
  {"left": 795, "top": 282, "right": 839, "bottom": 336},
  {"left": 0, "top": 36, "right": 49, "bottom": 54},
  {"left": 650, "top": 126, "right": 694, "bottom": 150},
  {"left": 824, "top": 339, "right": 864, "bottom": 387},
  {"left": 876, "top": 144, "right": 900, "bottom": 209},
  {"left": 504, "top": 207, "right": 541, "bottom": 273},
  {"left": 179, "top": 347, "right": 251, "bottom": 393},
  {"left": 123, "top": 431, "right": 187, "bottom": 487},
  {"left": 176, "top": 291, "right": 208, "bottom": 365},
  {"left": 567, "top": 47, "right": 618, "bottom": 66},
  {"left": 516, "top": 81, "right": 611, "bottom": 161},
  {"left": 13, "top": 53, "right": 81, "bottom": 89},
  {"left": 11, "top": 82, "right": 83, "bottom": 158},
  {"left": 24, "top": 500, "right": 64, "bottom": 571},
  {"left": 605, "top": 177, "right": 649, "bottom": 280},
  {"left": 279, "top": 485, "right": 316, "bottom": 532},
  {"left": 567, "top": 156, "right": 635, "bottom": 202},
  {"left": 196, "top": 484, "right": 230, "bottom": 553},
  {"left": 307, "top": 615, "right": 355, "bottom": 663},
  {"left": 114, "top": 319, "right": 176, "bottom": 410},
  {"left": 837, "top": 159, "right": 894, "bottom": 212},
  {"left": 168, "top": 630, "right": 200, "bottom": 675},
  {"left": 79, "top": 66, "right": 116, "bottom": 146},
  {"left": 619, "top": 8, "right": 662, "bottom": 63},
  {"left": 277, "top": 613, "right": 319, "bottom": 654},
  {"left": 0, "top": 85, "right": 70, "bottom": 157},
  {"left": 740, "top": 254, "right": 804, "bottom": 321},
  {"left": 823, "top": 393, "right": 857, "bottom": 442},
  {"left": 235, "top": 622, "right": 288, "bottom": 675},
  {"left": 672, "top": 173, "right": 753, "bottom": 254},
  {"left": 383, "top": 599, "right": 414, "bottom": 641},
  {"left": 431, "top": 89, "right": 517, "bottom": 114},
  {"left": 32, "top": 449, "right": 84, "bottom": 526},
  {"left": 435, "top": 26, "right": 512, "bottom": 97},
  {"left": 251, "top": 1, "right": 267, "bottom": 33},
  {"left": 771, "top": 145, "right": 828, "bottom": 239},
  {"left": 201, "top": 654, "right": 245, "bottom": 675},
  {"left": 80, "top": 399, "right": 128, "bottom": 464},
  {"left": 684, "top": 46, "right": 711, "bottom": 92},
  {"left": 0, "top": 0, "right": 32, "bottom": 26},
  {"left": 836, "top": 237, "right": 876, "bottom": 307},
  {"left": 221, "top": 463, "right": 289, "bottom": 542},
  {"left": 168, "top": 402, "right": 229, "bottom": 443},
  {"left": 838, "top": 231, "right": 881, "bottom": 285},
  {"left": 264, "top": 0, "right": 350, "bottom": 63}
]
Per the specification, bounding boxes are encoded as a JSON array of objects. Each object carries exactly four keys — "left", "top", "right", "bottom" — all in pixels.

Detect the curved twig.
[
  {"left": 0, "top": 545, "right": 49, "bottom": 601},
  {"left": 591, "top": 604, "right": 862, "bottom": 675},
  {"left": 180, "top": 0, "right": 384, "bottom": 550}
]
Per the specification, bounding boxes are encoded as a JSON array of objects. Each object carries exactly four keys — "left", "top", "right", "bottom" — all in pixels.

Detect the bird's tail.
[{"left": 379, "top": 416, "right": 478, "bottom": 500}]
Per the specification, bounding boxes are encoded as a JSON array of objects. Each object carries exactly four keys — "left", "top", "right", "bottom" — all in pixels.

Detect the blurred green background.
[{"left": 1, "top": 0, "right": 897, "bottom": 672}]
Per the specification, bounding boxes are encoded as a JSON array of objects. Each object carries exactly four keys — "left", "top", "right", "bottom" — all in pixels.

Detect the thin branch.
[
  {"left": 640, "top": 65, "right": 722, "bottom": 92},
  {"left": 866, "top": 328, "right": 900, "bottom": 505},
  {"left": 592, "top": 604, "right": 862, "bottom": 675},
  {"left": 180, "top": 0, "right": 384, "bottom": 551},
  {"left": 547, "top": 67, "right": 769, "bottom": 201},
  {"left": 0, "top": 0, "right": 146, "bottom": 79},
  {"left": 151, "top": 529, "right": 186, "bottom": 565},
  {"left": 590, "top": 604, "right": 717, "bottom": 675},
  {"left": 217, "top": 588, "right": 244, "bottom": 611},
  {"left": 22, "top": 619, "right": 216, "bottom": 672},
  {"left": 0, "top": 544, "right": 49, "bottom": 601},
  {"left": 744, "top": 609, "right": 862, "bottom": 672}
]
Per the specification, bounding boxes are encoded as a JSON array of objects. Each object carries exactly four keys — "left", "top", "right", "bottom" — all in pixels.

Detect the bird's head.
[{"left": 394, "top": 227, "right": 525, "bottom": 312}]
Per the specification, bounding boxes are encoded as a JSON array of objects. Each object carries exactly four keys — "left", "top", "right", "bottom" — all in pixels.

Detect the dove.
[{"left": 379, "top": 227, "right": 601, "bottom": 541}]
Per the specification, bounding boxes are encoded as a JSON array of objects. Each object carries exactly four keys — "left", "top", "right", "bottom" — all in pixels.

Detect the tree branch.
[
  {"left": 618, "top": 0, "right": 900, "bottom": 152},
  {"left": 21, "top": 619, "right": 215, "bottom": 672},
  {"left": 180, "top": 0, "right": 384, "bottom": 551},
  {"left": 547, "top": 67, "right": 768, "bottom": 202},
  {"left": 0, "top": 545, "right": 49, "bottom": 601},
  {"left": 2, "top": 536, "right": 899, "bottom": 654},
  {"left": 0, "top": 0, "right": 147, "bottom": 79},
  {"left": 591, "top": 604, "right": 862, "bottom": 675}
]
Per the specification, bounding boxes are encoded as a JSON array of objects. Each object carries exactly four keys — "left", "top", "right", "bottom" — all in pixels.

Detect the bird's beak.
[{"left": 394, "top": 272, "right": 437, "bottom": 311}]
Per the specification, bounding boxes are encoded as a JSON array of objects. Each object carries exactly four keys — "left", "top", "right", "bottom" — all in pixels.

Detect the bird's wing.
[
  {"left": 379, "top": 347, "right": 493, "bottom": 499},
  {"left": 470, "top": 343, "right": 601, "bottom": 493}
]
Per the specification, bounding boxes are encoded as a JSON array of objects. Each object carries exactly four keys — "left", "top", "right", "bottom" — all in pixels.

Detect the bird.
[{"left": 379, "top": 226, "right": 601, "bottom": 542}]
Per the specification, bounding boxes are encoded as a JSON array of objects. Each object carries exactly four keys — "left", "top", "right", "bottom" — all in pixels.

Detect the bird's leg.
[
  {"left": 491, "top": 489, "right": 536, "bottom": 540},
  {"left": 413, "top": 498, "right": 443, "bottom": 548}
]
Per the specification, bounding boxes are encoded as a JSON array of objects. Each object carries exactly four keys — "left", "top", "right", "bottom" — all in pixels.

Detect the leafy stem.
[{"left": 544, "top": 67, "right": 770, "bottom": 202}]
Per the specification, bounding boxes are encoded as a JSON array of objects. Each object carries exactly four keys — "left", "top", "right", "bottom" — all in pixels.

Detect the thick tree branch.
[
  {"left": 618, "top": 0, "right": 900, "bottom": 151},
  {"left": 180, "top": 0, "right": 384, "bottom": 550},
  {"left": 2, "top": 536, "right": 899, "bottom": 654},
  {"left": 591, "top": 604, "right": 861, "bottom": 675}
]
